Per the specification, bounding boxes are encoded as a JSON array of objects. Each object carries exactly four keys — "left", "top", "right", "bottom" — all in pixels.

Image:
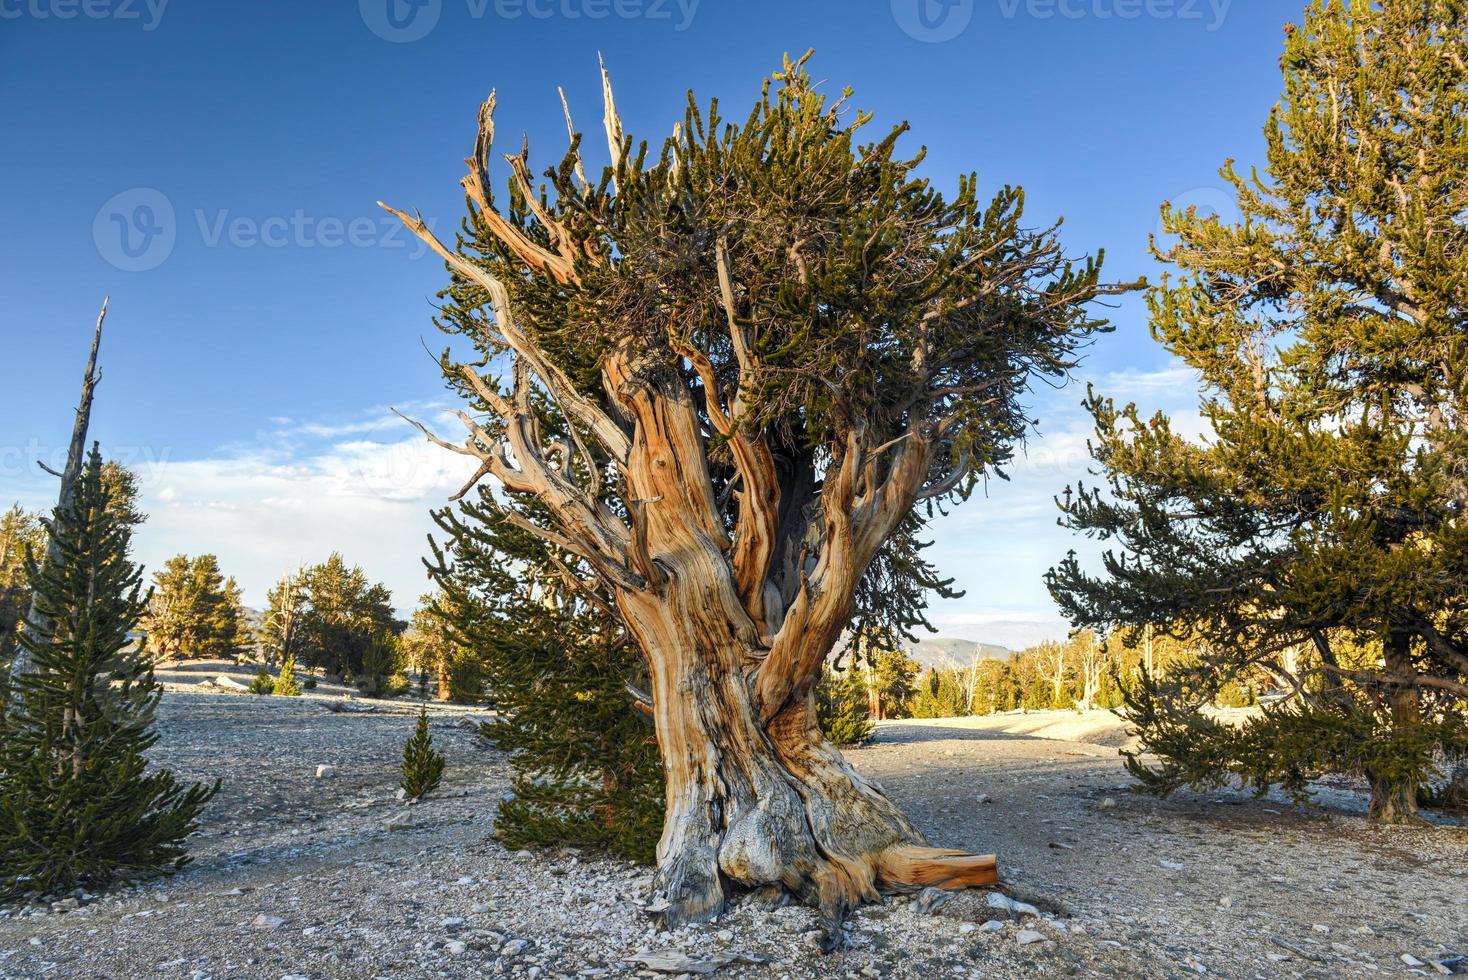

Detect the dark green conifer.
[
  {"left": 0, "top": 446, "right": 218, "bottom": 897},
  {"left": 400, "top": 705, "right": 445, "bottom": 800},
  {"left": 815, "top": 669, "right": 874, "bottom": 746},
  {"left": 249, "top": 666, "right": 273, "bottom": 695},
  {"left": 273, "top": 656, "right": 301, "bottom": 697},
  {"left": 427, "top": 501, "right": 664, "bottom": 863},
  {"left": 1049, "top": 0, "right": 1468, "bottom": 823}
]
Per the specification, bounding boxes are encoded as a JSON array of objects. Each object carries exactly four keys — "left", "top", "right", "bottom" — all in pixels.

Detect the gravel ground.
[{"left": 0, "top": 680, "right": 1464, "bottom": 980}]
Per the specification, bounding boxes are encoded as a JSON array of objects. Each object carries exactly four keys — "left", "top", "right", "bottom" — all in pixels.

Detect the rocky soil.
[{"left": 0, "top": 672, "right": 1464, "bottom": 979}]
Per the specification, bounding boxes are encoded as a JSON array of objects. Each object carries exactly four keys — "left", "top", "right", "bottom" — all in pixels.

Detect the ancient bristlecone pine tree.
[{"left": 382, "top": 55, "right": 1123, "bottom": 931}]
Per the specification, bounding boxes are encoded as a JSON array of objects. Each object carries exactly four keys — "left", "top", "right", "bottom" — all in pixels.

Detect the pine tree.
[
  {"left": 295, "top": 554, "right": 399, "bottom": 679},
  {"left": 145, "top": 555, "right": 248, "bottom": 662},
  {"left": 380, "top": 52, "right": 1129, "bottom": 924},
  {"left": 815, "top": 669, "right": 874, "bottom": 746},
  {"left": 260, "top": 569, "right": 307, "bottom": 666},
  {"left": 0, "top": 447, "right": 218, "bottom": 897},
  {"left": 248, "top": 666, "right": 274, "bottom": 695},
  {"left": 400, "top": 705, "right": 445, "bottom": 801},
  {"left": 1049, "top": 0, "right": 1468, "bottom": 823},
  {"left": 273, "top": 655, "right": 301, "bottom": 697},
  {"left": 428, "top": 500, "right": 664, "bottom": 863},
  {"left": 0, "top": 505, "right": 46, "bottom": 669}
]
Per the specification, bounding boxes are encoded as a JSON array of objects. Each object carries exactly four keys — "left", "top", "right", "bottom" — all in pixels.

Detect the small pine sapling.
[
  {"left": 816, "top": 668, "right": 874, "bottom": 747},
  {"left": 248, "top": 667, "right": 273, "bottom": 695},
  {"left": 400, "top": 705, "right": 444, "bottom": 800},
  {"left": 273, "top": 655, "right": 301, "bottom": 696}
]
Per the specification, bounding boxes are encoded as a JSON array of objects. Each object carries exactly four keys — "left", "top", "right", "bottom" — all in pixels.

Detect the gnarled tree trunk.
[
  {"left": 380, "top": 60, "right": 1114, "bottom": 929},
  {"left": 617, "top": 543, "right": 994, "bottom": 932}
]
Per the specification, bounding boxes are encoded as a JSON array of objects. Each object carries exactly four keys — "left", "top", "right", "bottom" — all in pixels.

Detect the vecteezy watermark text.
[
  {"left": 2, "top": 439, "right": 172, "bottom": 486},
  {"left": 996, "top": 0, "right": 1231, "bottom": 30},
  {"left": 359, "top": 0, "right": 698, "bottom": 43},
  {"left": 0, "top": 0, "right": 168, "bottom": 31},
  {"left": 892, "top": 0, "right": 1230, "bottom": 42},
  {"left": 93, "top": 188, "right": 441, "bottom": 272}
]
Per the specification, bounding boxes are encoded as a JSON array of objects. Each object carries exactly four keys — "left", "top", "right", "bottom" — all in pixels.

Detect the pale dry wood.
[
  {"left": 382, "top": 67, "right": 1002, "bottom": 933},
  {"left": 9, "top": 297, "right": 108, "bottom": 697}
]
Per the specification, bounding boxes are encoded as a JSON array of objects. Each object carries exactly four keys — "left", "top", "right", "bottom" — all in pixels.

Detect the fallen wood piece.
[
  {"left": 1271, "top": 937, "right": 1325, "bottom": 963},
  {"left": 626, "top": 950, "right": 769, "bottom": 974},
  {"left": 320, "top": 700, "right": 411, "bottom": 715}
]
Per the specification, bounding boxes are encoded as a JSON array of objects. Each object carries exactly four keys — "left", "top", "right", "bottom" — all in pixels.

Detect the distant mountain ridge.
[{"left": 903, "top": 637, "right": 1012, "bottom": 670}]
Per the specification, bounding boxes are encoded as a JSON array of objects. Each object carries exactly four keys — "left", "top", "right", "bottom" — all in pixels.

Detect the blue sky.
[{"left": 1, "top": 0, "right": 1290, "bottom": 646}]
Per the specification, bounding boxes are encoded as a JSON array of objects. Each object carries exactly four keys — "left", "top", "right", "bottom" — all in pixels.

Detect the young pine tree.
[
  {"left": 0, "top": 447, "right": 218, "bottom": 897},
  {"left": 273, "top": 655, "right": 301, "bottom": 697},
  {"left": 248, "top": 667, "right": 274, "bottom": 695},
  {"left": 427, "top": 500, "right": 664, "bottom": 864},
  {"left": 815, "top": 668, "right": 875, "bottom": 747},
  {"left": 1049, "top": 0, "right": 1468, "bottom": 824},
  {"left": 400, "top": 705, "right": 445, "bottom": 800}
]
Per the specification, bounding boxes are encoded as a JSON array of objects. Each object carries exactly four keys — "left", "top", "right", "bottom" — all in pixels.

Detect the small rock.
[
  {"left": 1266, "top": 953, "right": 1290, "bottom": 963},
  {"left": 1312, "top": 924, "right": 1330, "bottom": 933},
  {"left": 251, "top": 914, "right": 286, "bottom": 930},
  {"left": 50, "top": 898, "right": 79, "bottom": 913},
  {"left": 1159, "top": 859, "right": 1185, "bottom": 870},
  {"left": 385, "top": 811, "right": 413, "bottom": 832},
  {"left": 716, "top": 929, "right": 733, "bottom": 942},
  {"left": 445, "top": 940, "right": 467, "bottom": 955},
  {"left": 1016, "top": 929, "right": 1046, "bottom": 946},
  {"left": 501, "top": 938, "right": 530, "bottom": 957},
  {"left": 1218, "top": 896, "right": 1232, "bottom": 909},
  {"left": 440, "top": 916, "right": 465, "bottom": 930},
  {"left": 981, "top": 919, "right": 1004, "bottom": 932},
  {"left": 975, "top": 794, "right": 991, "bottom": 804},
  {"left": 985, "top": 892, "right": 1039, "bottom": 918},
  {"left": 914, "top": 886, "right": 951, "bottom": 915},
  {"left": 395, "top": 787, "right": 408, "bottom": 801},
  {"left": 314, "top": 765, "right": 335, "bottom": 778},
  {"left": 958, "top": 923, "right": 977, "bottom": 934},
  {"left": 1097, "top": 797, "right": 1118, "bottom": 811}
]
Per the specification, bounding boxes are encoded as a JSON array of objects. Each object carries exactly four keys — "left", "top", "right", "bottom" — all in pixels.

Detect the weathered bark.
[
  {"left": 604, "top": 368, "right": 995, "bottom": 930},
  {"left": 1366, "top": 632, "right": 1425, "bottom": 825},
  {"left": 622, "top": 585, "right": 996, "bottom": 933},
  {"left": 382, "top": 73, "right": 1008, "bottom": 932},
  {"left": 8, "top": 298, "right": 107, "bottom": 699}
]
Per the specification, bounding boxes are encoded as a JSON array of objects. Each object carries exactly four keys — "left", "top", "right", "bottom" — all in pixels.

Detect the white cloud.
[
  {"left": 126, "top": 410, "right": 478, "bottom": 612},
  {"left": 9, "top": 360, "right": 1214, "bottom": 645},
  {"left": 916, "top": 359, "right": 1210, "bottom": 647}
]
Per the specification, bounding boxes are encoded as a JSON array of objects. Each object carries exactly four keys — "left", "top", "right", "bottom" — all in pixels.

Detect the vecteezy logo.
[
  {"left": 93, "top": 188, "right": 176, "bottom": 272},
  {"left": 891, "top": 0, "right": 974, "bottom": 42},
  {"left": 1154, "top": 186, "right": 1242, "bottom": 248},
  {"left": 359, "top": 0, "right": 441, "bottom": 42}
]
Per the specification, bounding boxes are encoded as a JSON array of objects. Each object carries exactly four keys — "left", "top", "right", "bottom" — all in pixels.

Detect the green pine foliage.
[
  {"left": 0, "top": 505, "right": 46, "bottom": 670},
  {"left": 1049, "top": 1, "right": 1468, "bottom": 823},
  {"left": 144, "top": 554, "right": 250, "bottom": 661},
  {"left": 273, "top": 656, "right": 301, "bottom": 697},
  {"left": 400, "top": 705, "right": 445, "bottom": 800},
  {"left": 815, "top": 669, "right": 874, "bottom": 746},
  {"left": 288, "top": 554, "right": 399, "bottom": 680},
  {"left": 0, "top": 446, "right": 218, "bottom": 898},
  {"left": 427, "top": 502, "right": 664, "bottom": 864},
  {"left": 248, "top": 667, "right": 274, "bottom": 695}
]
